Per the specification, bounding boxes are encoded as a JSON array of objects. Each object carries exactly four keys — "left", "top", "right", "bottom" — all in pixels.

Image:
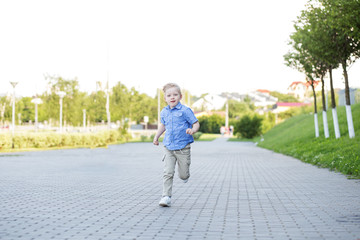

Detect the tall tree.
[
  {"left": 42, "top": 75, "right": 84, "bottom": 127},
  {"left": 284, "top": 44, "right": 320, "bottom": 137},
  {"left": 294, "top": 5, "right": 333, "bottom": 138},
  {"left": 317, "top": 0, "right": 360, "bottom": 138}
]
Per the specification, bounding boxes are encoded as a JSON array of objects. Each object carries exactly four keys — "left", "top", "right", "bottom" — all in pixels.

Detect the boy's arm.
[
  {"left": 153, "top": 123, "right": 166, "bottom": 146},
  {"left": 186, "top": 121, "right": 200, "bottom": 135}
]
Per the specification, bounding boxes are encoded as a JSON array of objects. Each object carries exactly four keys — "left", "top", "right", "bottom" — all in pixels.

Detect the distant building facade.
[{"left": 287, "top": 81, "right": 321, "bottom": 101}]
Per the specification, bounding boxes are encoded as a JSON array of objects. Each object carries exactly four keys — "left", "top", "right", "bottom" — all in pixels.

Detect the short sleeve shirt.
[{"left": 161, "top": 102, "right": 198, "bottom": 150}]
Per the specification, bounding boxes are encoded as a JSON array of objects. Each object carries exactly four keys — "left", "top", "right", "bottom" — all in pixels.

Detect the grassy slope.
[{"left": 258, "top": 103, "right": 360, "bottom": 178}]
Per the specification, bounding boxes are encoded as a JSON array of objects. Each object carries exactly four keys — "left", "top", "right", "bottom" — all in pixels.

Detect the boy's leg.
[
  {"left": 175, "top": 144, "right": 191, "bottom": 181},
  {"left": 162, "top": 148, "right": 177, "bottom": 197}
]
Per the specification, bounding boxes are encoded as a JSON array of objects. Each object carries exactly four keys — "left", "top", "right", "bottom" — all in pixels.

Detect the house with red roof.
[{"left": 287, "top": 81, "right": 320, "bottom": 101}]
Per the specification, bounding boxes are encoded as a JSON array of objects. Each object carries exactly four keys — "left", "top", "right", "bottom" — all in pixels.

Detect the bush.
[
  {"left": 198, "top": 114, "right": 224, "bottom": 133},
  {"left": 193, "top": 131, "right": 203, "bottom": 140},
  {"left": 234, "top": 114, "right": 263, "bottom": 139},
  {"left": 0, "top": 130, "right": 125, "bottom": 151}
]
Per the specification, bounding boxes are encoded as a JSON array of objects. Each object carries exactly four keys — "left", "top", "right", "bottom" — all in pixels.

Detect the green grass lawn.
[
  {"left": 197, "top": 133, "right": 221, "bottom": 141},
  {"left": 258, "top": 103, "right": 360, "bottom": 178}
]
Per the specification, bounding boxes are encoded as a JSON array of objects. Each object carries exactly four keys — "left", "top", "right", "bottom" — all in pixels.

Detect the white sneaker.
[{"left": 159, "top": 196, "right": 171, "bottom": 207}]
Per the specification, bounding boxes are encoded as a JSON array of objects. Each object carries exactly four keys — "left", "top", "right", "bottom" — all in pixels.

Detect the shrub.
[
  {"left": 0, "top": 129, "right": 125, "bottom": 150},
  {"left": 234, "top": 114, "right": 263, "bottom": 139},
  {"left": 198, "top": 114, "right": 224, "bottom": 133},
  {"left": 193, "top": 131, "right": 203, "bottom": 140}
]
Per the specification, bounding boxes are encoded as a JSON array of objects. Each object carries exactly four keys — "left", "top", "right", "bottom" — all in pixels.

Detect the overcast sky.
[{"left": 1, "top": 0, "right": 359, "bottom": 98}]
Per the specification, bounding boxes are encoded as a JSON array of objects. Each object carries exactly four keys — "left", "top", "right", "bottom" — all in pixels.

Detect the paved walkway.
[{"left": 0, "top": 138, "right": 359, "bottom": 240}]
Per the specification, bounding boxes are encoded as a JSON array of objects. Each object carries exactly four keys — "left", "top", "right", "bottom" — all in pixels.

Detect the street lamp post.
[
  {"left": 105, "top": 88, "right": 111, "bottom": 129},
  {"left": 31, "top": 97, "right": 43, "bottom": 131},
  {"left": 10, "top": 82, "right": 18, "bottom": 148},
  {"left": 225, "top": 100, "right": 229, "bottom": 132},
  {"left": 83, "top": 109, "right": 86, "bottom": 131},
  {"left": 158, "top": 88, "right": 160, "bottom": 129},
  {"left": 57, "top": 91, "right": 66, "bottom": 132}
]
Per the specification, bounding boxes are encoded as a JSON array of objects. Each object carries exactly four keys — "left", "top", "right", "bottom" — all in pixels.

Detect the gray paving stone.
[{"left": 0, "top": 138, "right": 360, "bottom": 240}]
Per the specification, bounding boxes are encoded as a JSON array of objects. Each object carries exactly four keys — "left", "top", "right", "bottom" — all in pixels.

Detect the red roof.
[
  {"left": 289, "top": 81, "right": 320, "bottom": 88},
  {"left": 256, "top": 89, "right": 270, "bottom": 93},
  {"left": 289, "top": 81, "right": 306, "bottom": 86}
]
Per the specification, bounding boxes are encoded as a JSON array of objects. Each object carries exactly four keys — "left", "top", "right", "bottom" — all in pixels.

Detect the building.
[
  {"left": 287, "top": 81, "right": 321, "bottom": 101},
  {"left": 191, "top": 90, "right": 278, "bottom": 111},
  {"left": 191, "top": 94, "right": 227, "bottom": 111}
]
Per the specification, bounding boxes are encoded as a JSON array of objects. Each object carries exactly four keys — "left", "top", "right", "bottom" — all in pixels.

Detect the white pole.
[
  {"left": 10, "top": 82, "right": 18, "bottom": 148},
  {"left": 225, "top": 101, "right": 229, "bottom": 129},
  {"left": 314, "top": 113, "right": 319, "bottom": 138},
  {"left": 57, "top": 91, "right": 66, "bottom": 133},
  {"left": 32, "top": 97, "right": 42, "bottom": 132},
  {"left": 12, "top": 89, "right": 15, "bottom": 136},
  {"left": 346, "top": 105, "right": 355, "bottom": 138},
  {"left": 83, "top": 109, "right": 86, "bottom": 131},
  {"left": 322, "top": 111, "right": 329, "bottom": 138},
  {"left": 106, "top": 89, "right": 111, "bottom": 129},
  {"left": 332, "top": 108, "right": 341, "bottom": 139},
  {"left": 59, "top": 97, "right": 63, "bottom": 132}
]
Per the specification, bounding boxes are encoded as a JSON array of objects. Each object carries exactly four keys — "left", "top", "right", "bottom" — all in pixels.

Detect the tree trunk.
[
  {"left": 320, "top": 75, "right": 329, "bottom": 138},
  {"left": 314, "top": 113, "right": 319, "bottom": 138},
  {"left": 341, "top": 61, "right": 355, "bottom": 138},
  {"left": 329, "top": 68, "right": 340, "bottom": 139},
  {"left": 329, "top": 67, "right": 336, "bottom": 109},
  {"left": 311, "top": 82, "right": 319, "bottom": 138}
]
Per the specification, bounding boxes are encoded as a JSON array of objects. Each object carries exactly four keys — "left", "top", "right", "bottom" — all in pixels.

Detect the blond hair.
[{"left": 163, "top": 83, "right": 181, "bottom": 95}]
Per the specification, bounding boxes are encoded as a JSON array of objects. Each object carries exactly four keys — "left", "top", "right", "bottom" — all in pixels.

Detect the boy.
[{"left": 153, "top": 83, "right": 200, "bottom": 207}]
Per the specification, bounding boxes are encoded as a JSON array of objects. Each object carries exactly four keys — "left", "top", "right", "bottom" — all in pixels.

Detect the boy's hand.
[
  {"left": 153, "top": 139, "right": 159, "bottom": 146},
  {"left": 186, "top": 128, "right": 195, "bottom": 135}
]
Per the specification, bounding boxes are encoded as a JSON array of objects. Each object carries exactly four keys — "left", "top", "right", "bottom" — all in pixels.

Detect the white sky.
[{"left": 1, "top": 0, "right": 359, "bottom": 98}]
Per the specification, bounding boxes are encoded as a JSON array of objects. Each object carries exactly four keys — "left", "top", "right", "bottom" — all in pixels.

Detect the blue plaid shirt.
[{"left": 161, "top": 102, "right": 198, "bottom": 150}]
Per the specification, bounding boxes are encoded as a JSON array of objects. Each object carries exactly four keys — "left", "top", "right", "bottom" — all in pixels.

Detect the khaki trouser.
[{"left": 162, "top": 144, "right": 191, "bottom": 197}]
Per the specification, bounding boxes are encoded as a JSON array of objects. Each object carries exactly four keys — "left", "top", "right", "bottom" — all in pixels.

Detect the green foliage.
[
  {"left": 234, "top": 114, "right": 263, "bottom": 139},
  {"left": 261, "top": 112, "right": 276, "bottom": 134},
  {"left": 140, "top": 135, "right": 148, "bottom": 142},
  {"left": 278, "top": 106, "right": 313, "bottom": 121},
  {"left": 198, "top": 114, "right": 224, "bottom": 134},
  {"left": 0, "top": 130, "right": 125, "bottom": 151},
  {"left": 193, "top": 131, "right": 202, "bottom": 140},
  {"left": 227, "top": 99, "right": 253, "bottom": 119},
  {"left": 258, "top": 103, "right": 360, "bottom": 178},
  {"left": 270, "top": 91, "right": 298, "bottom": 102},
  {"left": 1, "top": 76, "right": 160, "bottom": 128}
]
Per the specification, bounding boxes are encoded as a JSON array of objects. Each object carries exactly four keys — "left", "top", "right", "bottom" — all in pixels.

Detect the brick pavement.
[{"left": 0, "top": 137, "right": 359, "bottom": 240}]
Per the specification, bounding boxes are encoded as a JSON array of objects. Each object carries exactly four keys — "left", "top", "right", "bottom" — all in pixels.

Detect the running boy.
[{"left": 153, "top": 83, "right": 200, "bottom": 207}]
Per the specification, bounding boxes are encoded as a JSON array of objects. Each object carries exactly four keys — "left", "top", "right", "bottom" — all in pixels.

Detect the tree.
[
  {"left": 284, "top": 47, "right": 320, "bottom": 137},
  {"left": 270, "top": 91, "right": 298, "bottom": 103},
  {"left": 316, "top": 0, "right": 360, "bottom": 138},
  {"left": 41, "top": 75, "right": 85, "bottom": 126},
  {"left": 234, "top": 114, "right": 263, "bottom": 139},
  {"left": 0, "top": 96, "right": 11, "bottom": 126},
  {"left": 291, "top": 6, "right": 332, "bottom": 138},
  {"left": 226, "top": 99, "right": 253, "bottom": 119},
  {"left": 198, "top": 114, "right": 224, "bottom": 134}
]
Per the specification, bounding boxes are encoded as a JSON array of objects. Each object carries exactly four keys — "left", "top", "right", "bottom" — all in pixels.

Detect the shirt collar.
[{"left": 166, "top": 102, "right": 182, "bottom": 110}]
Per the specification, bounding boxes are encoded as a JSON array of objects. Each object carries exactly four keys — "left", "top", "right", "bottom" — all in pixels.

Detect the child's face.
[{"left": 164, "top": 87, "right": 182, "bottom": 109}]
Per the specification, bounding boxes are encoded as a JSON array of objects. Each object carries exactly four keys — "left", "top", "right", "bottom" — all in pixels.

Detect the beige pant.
[{"left": 162, "top": 144, "right": 191, "bottom": 197}]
